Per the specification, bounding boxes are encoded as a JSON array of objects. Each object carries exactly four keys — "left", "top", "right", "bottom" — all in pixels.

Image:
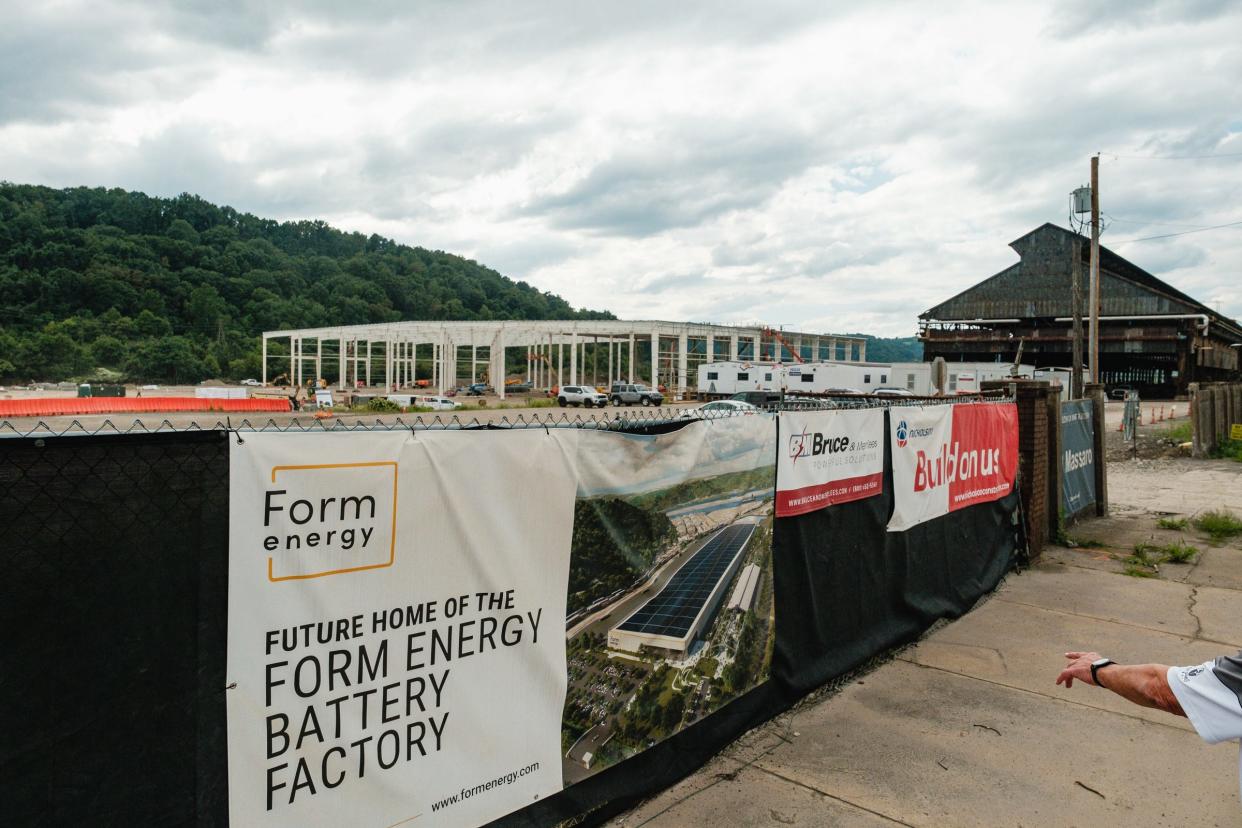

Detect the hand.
[{"left": 1056, "top": 651, "right": 1103, "bottom": 688}]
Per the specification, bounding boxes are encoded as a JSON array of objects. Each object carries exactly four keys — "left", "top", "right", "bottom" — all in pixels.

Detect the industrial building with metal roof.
[
  {"left": 608, "top": 523, "right": 755, "bottom": 659},
  {"left": 919, "top": 223, "right": 1242, "bottom": 397}
]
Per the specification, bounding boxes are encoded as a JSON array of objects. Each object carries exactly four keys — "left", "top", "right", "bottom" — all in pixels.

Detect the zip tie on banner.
[{"left": 227, "top": 416, "right": 245, "bottom": 444}]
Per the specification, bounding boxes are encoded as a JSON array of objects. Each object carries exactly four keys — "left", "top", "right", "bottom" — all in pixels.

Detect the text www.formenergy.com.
[{"left": 431, "top": 762, "right": 540, "bottom": 813}]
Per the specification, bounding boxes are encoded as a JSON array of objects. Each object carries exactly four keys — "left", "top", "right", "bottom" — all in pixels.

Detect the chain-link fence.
[{"left": 0, "top": 391, "right": 1011, "bottom": 439}]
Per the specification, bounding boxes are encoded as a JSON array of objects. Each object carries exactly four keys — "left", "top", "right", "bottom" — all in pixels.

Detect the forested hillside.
[
  {"left": 847, "top": 334, "right": 922, "bottom": 362},
  {"left": 0, "top": 183, "right": 612, "bottom": 383},
  {"left": 567, "top": 498, "right": 675, "bottom": 613}
]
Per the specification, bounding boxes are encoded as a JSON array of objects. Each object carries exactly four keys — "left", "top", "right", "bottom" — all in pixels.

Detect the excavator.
[
  {"left": 760, "top": 327, "right": 804, "bottom": 363},
  {"left": 528, "top": 352, "right": 562, "bottom": 396}
]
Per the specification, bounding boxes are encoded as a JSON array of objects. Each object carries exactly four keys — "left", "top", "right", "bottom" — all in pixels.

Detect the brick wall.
[{"left": 984, "top": 380, "right": 1053, "bottom": 555}]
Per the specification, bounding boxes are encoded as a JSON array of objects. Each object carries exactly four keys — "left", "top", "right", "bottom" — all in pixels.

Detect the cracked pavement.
[{"left": 616, "top": 457, "right": 1242, "bottom": 826}]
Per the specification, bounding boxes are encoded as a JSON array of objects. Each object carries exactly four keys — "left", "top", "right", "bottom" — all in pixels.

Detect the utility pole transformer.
[{"left": 1088, "top": 154, "right": 1101, "bottom": 384}]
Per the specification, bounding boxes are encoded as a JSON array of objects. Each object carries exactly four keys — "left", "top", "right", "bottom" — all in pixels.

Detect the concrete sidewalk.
[{"left": 618, "top": 459, "right": 1242, "bottom": 826}]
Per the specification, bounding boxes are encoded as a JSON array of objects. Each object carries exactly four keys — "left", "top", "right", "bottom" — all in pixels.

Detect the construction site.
[{"left": 259, "top": 320, "right": 870, "bottom": 399}]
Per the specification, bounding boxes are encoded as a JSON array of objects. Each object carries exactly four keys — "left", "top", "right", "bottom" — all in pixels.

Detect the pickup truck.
[{"left": 609, "top": 383, "right": 664, "bottom": 407}]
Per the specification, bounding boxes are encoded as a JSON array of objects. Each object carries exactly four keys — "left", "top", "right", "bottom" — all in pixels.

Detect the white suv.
[{"left": 558, "top": 385, "right": 608, "bottom": 408}]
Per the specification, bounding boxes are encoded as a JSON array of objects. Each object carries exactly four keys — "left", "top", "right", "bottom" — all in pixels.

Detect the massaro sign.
[{"left": 888, "top": 403, "right": 1018, "bottom": 531}]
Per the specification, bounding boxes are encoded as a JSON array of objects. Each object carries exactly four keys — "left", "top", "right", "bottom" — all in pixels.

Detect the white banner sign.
[
  {"left": 775, "top": 409, "right": 884, "bottom": 516},
  {"left": 228, "top": 430, "right": 576, "bottom": 827},
  {"left": 888, "top": 403, "right": 1018, "bottom": 531}
]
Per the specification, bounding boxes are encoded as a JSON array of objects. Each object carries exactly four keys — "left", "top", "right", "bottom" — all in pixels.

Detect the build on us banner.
[
  {"left": 228, "top": 430, "right": 576, "bottom": 828},
  {"left": 888, "top": 403, "right": 1018, "bottom": 531},
  {"left": 776, "top": 408, "right": 884, "bottom": 516}
]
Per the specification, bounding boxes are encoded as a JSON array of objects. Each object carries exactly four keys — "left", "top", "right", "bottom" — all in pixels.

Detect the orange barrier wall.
[{"left": 0, "top": 396, "right": 292, "bottom": 417}]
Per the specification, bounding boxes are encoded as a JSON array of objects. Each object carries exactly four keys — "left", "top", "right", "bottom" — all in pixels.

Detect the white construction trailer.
[
  {"left": 696, "top": 360, "right": 1035, "bottom": 397},
  {"left": 697, "top": 362, "right": 781, "bottom": 395}
]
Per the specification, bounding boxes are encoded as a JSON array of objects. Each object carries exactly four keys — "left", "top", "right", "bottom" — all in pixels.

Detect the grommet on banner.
[{"left": 227, "top": 416, "right": 244, "bottom": 444}]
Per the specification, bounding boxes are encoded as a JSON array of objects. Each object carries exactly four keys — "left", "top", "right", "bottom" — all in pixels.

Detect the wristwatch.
[{"left": 1091, "top": 657, "right": 1115, "bottom": 688}]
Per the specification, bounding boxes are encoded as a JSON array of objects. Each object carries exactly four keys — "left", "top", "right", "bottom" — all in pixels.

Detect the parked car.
[
  {"left": 680, "top": 400, "right": 759, "bottom": 418},
  {"left": 240, "top": 378, "right": 261, "bottom": 386},
  {"left": 1109, "top": 385, "right": 1136, "bottom": 400},
  {"left": 783, "top": 396, "right": 837, "bottom": 410},
  {"left": 465, "top": 383, "right": 491, "bottom": 396},
  {"left": 729, "top": 391, "right": 782, "bottom": 407},
  {"left": 559, "top": 385, "right": 608, "bottom": 408},
  {"left": 873, "top": 387, "right": 916, "bottom": 397},
  {"left": 416, "top": 395, "right": 461, "bottom": 411},
  {"left": 610, "top": 382, "right": 664, "bottom": 406}
]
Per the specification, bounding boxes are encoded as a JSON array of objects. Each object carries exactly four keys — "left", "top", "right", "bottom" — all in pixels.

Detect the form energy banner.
[
  {"left": 775, "top": 409, "right": 884, "bottom": 517},
  {"left": 228, "top": 431, "right": 577, "bottom": 828},
  {"left": 1060, "top": 400, "right": 1096, "bottom": 517},
  {"left": 227, "top": 416, "right": 780, "bottom": 827},
  {"left": 888, "top": 403, "right": 1018, "bottom": 531}
]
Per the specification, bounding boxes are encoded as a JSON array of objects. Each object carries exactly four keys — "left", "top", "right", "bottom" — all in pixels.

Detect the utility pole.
[
  {"left": 1070, "top": 232, "right": 1084, "bottom": 399},
  {"left": 1088, "top": 154, "right": 1101, "bottom": 384}
]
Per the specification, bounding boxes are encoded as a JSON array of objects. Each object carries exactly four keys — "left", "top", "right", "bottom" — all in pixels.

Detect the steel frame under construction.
[{"left": 262, "top": 320, "right": 867, "bottom": 399}]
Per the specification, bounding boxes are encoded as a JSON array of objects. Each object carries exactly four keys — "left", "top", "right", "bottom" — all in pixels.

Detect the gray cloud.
[
  {"left": 525, "top": 126, "right": 820, "bottom": 236},
  {"left": 2, "top": 0, "right": 1240, "bottom": 336}
]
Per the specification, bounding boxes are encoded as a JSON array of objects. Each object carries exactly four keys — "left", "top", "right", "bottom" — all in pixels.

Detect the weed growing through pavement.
[
  {"left": 1124, "top": 540, "right": 1199, "bottom": 576},
  {"left": 1194, "top": 509, "right": 1242, "bottom": 543},
  {"left": 1159, "top": 422, "right": 1193, "bottom": 443},
  {"left": 1210, "top": 438, "right": 1242, "bottom": 462},
  {"left": 1156, "top": 516, "right": 1190, "bottom": 530}
]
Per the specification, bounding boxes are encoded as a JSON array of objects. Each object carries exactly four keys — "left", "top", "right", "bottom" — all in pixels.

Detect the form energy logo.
[
  {"left": 896, "top": 420, "right": 909, "bottom": 448},
  {"left": 261, "top": 461, "right": 399, "bottom": 581}
]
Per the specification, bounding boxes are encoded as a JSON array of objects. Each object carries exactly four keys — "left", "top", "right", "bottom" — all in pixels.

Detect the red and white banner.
[
  {"left": 776, "top": 409, "right": 884, "bottom": 517},
  {"left": 888, "top": 403, "right": 1018, "bottom": 531}
]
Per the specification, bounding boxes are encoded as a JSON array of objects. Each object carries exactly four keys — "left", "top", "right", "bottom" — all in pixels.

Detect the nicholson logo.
[
  {"left": 789, "top": 428, "right": 850, "bottom": 464},
  {"left": 896, "top": 419, "right": 933, "bottom": 448}
]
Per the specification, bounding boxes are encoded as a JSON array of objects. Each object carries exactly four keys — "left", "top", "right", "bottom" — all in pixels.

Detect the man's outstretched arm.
[{"left": 1056, "top": 651, "right": 1186, "bottom": 717}]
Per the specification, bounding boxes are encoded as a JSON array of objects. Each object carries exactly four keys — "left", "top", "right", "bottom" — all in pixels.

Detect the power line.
[
  {"left": 1111, "top": 219, "right": 1242, "bottom": 244},
  {"left": 1102, "top": 213, "right": 1227, "bottom": 230},
  {"left": 1103, "top": 151, "right": 1242, "bottom": 160}
]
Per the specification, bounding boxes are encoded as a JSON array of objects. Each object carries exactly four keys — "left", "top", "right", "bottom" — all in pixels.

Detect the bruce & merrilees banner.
[{"left": 775, "top": 409, "right": 884, "bottom": 517}]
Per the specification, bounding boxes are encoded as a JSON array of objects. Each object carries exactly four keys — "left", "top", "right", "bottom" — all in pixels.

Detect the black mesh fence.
[
  {"left": 2, "top": 430, "right": 231, "bottom": 826},
  {"left": 0, "top": 396, "right": 1016, "bottom": 826}
]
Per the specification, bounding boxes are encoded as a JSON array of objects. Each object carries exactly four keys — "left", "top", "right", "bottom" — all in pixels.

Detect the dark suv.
[{"left": 610, "top": 382, "right": 664, "bottom": 407}]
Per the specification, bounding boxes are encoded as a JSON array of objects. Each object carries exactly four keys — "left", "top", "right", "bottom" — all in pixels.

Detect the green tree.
[
  {"left": 127, "top": 336, "right": 207, "bottom": 383},
  {"left": 134, "top": 309, "right": 172, "bottom": 338},
  {"left": 90, "top": 334, "right": 127, "bottom": 366}
]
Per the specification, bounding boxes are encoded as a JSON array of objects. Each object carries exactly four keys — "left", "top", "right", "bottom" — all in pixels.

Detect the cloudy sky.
[{"left": 3, "top": 0, "right": 1240, "bottom": 336}]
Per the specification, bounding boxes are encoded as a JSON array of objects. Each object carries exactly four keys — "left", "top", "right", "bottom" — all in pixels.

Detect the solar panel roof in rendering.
[{"left": 616, "top": 523, "right": 755, "bottom": 638}]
